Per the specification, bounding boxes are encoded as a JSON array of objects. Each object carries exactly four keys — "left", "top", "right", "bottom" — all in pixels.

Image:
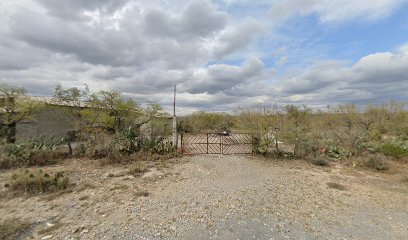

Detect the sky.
[{"left": 1, "top": 0, "right": 408, "bottom": 114}]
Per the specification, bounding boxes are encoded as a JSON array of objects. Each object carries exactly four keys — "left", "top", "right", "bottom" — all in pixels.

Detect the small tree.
[
  {"left": 0, "top": 84, "right": 43, "bottom": 143},
  {"left": 52, "top": 84, "right": 91, "bottom": 154},
  {"left": 89, "top": 90, "right": 142, "bottom": 132}
]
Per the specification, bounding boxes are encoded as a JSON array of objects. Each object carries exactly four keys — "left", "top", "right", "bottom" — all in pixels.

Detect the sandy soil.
[{"left": 0, "top": 155, "right": 407, "bottom": 239}]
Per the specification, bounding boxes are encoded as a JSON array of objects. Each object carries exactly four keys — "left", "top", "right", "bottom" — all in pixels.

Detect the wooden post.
[
  {"left": 180, "top": 133, "right": 183, "bottom": 154},
  {"left": 220, "top": 135, "right": 223, "bottom": 155},
  {"left": 172, "top": 85, "right": 177, "bottom": 148},
  {"left": 207, "top": 133, "right": 209, "bottom": 154}
]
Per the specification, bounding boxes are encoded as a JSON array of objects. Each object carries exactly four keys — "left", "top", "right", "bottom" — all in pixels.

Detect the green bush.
[
  {"left": 0, "top": 138, "right": 66, "bottom": 169},
  {"left": 4, "top": 169, "right": 69, "bottom": 194},
  {"left": 381, "top": 142, "right": 408, "bottom": 159},
  {"left": 325, "top": 145, "right": 352, "bottom": 159},
  {"left": 141, "top": 137, "right": 174, "bottom": 155}
]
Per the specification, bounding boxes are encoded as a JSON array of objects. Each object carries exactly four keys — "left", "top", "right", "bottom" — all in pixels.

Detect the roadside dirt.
[{"left": 0, "top": 155, "right": 407, "bottom": 239}]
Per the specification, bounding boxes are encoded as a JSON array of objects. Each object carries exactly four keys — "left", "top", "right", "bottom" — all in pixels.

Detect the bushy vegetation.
[
  {"left": 1, "top": 82, "right": 406, "bottom": 172},
  {"left": 180, "top": 101, "right": 408, "bottom": 170},
  {"left": 178, "top": 111, "right": 234, "bottom": 133},
  {"left": 0, "top": 84, "right": 44, "bottom": 143},
  {"left": 381, "top": 142, "right": 408, "bottom": 159},
  {"left": 0, "top": 138, "right": 66, "bottom": 169},
  {"left": 0, "top": 83, "right": 177, "bottom": 168},
  {"left": 4, "top": 169, "right": 69, "bottom": 194}
]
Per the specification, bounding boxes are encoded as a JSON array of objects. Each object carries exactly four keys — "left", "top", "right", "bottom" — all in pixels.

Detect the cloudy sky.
[{"left": 1, "top": 0, "right": 408, "bottom": 113}]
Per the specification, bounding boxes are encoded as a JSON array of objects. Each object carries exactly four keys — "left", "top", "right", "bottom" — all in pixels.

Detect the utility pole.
[{"left": 172, "top": 85, "right": 177, "bottom": 148}]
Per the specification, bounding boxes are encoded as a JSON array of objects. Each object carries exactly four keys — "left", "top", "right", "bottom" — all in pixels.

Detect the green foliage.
[
  {"left": 0, "top": 83, "right": 44, "bottom": 143},
  {"left": 141, "top": 137, "right": 174, "bottom": 155},
  {"left": 85, "top": 126, "right": 175, "bottom": 165},
  {"left": 0, "top": 138, "right": 66, "bottom": 169},
  {"left": 325, "top": 145, "right": 352, "bottom": 159},
  {"left": 5, "top": 169, "right": 69, "bottom": 194},
  {"left": 381, "top": 142, "right": 408, "bottom": 159},
  {"left": 89, "top": 90, "right": 142, "bottom": 132},
  {"left": 179, "top": 111, "right": 234, "bottom": 133}
]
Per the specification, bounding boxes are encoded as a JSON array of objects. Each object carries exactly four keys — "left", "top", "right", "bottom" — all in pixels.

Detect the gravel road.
[
  {"left": 122, "top": 155, "right": 408, "bottom": 240},
  {"left": 1, "top": 155, "right": 407, "bottom": 239}
]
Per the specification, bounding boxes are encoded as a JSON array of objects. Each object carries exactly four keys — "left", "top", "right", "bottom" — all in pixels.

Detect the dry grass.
[
  {"left": 4, "top": 169, "right": 69, "bottom": 194},
  {"left": 0, "top": 218, "right": 32, "bottom": 240},
  {"left": 37, "top": 219, "right": 63, "bottom": 235},
  {"left": 0, "top": 149, "right": 67, "bottom": 170},
  {"left": 128, "top": 164, "right": 147, "bottom": 177},
  {"left": 310, "top": 157, "right": 330, "bottom": 167},
  {"left": 327, "top": 182, "right": 347, "bottom": 191},
  {"left": 109, "top": 184, "right": 129, "bottom": 191},
  {"left": 134, "top": 190, "right": 150, "bottom": 197}
]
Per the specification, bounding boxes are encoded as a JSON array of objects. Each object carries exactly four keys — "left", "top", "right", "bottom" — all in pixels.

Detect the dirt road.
[{"left": 1, "top": 155, "right": 407, "bottom": 239}]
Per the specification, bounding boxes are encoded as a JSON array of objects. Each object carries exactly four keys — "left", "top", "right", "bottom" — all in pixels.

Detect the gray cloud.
[
  {"left": 0, "top": 0, "right": 407, "bottom": 114},
  {"left": 276, "top": 49, "right": 408, "bottom": 105},
  {"left": 143, "top": 1, "right": 229, "bottom": 40},
  {"left": 38, "top": 0, "right": 129, "bottom": 20},
  {"left": 180, "top": 57, "right": 264, "bottom": 94}
]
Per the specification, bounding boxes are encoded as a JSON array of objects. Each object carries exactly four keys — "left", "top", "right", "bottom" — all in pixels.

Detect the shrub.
[
  {"left": 311, "top": 157, "right": 330, "bottom": 167},
  {"left": 0, "top": 218, "right": 32, "bottom": 240},
  {"left": 365, "top": 156, "right": 390, "bottom": 171},
  {"left": 4, "top": 169, "right": 70, "bottom": 194},
  {"left": 326, "top": 145, "right": 352, "bottom": 159},
  {"left": 86, "top": 128, "right": 176, "bottom": 164},
  {"left": 141, "top": 137, "right": 174, "bottom": 155},
  {"left": 381, "top": 142, "right": 408, "bottom": 159},
  {"left": 128, "top": 164, "right": 147, "bottom": 177},
  {"left": 0, "top": 138, "right": 66, "bottom": 169}
]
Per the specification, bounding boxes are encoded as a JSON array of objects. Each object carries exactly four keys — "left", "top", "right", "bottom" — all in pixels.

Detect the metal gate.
[{"left": 181, "top": 133, "right": 254, "bottom": 155}]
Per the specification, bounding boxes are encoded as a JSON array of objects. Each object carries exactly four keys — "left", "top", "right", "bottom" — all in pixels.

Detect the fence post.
[
  {"left": 180, "top": 133, "right": 183, "bottom": 154},
  {"left": 220, "top": 135, "right": 223, "bottom": 155},
  {"left": 207, "top": 133, "right": 209, "bottom": 154}
]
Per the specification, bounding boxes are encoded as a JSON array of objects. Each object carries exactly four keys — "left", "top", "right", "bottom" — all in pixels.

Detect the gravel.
[{"left": 1, "top": 155, "right": 407, "bottom": 239}]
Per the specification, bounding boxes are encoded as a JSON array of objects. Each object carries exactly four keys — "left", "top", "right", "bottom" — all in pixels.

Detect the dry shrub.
[
  {"left": 27, "top": 150, "right": 67, "bottom": 166},
  {"left": 327, "top": 182, "right": 347, "bottom": 190},
  {"left": 4, "top": 169, "right": 70, "bottom": 194},
  {"left": 310, "top": 157, "right": 330, "bottom": 167},
  {"left": 128, "top": 164, "right": 148, "bottom": 177},
  {"left": 0, "top": 218, "right": 32, "bottom": 240},
  {"left": 365, "top": 155, "right": 390, "bottom": 171},
  {"left": 134, "top": 190, "right": 150, "bottom": 197}
]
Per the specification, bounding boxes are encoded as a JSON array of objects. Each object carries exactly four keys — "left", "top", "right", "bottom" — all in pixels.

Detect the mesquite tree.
[{"left": 0, "top": 84, "right": 43, "bottom": 143}]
